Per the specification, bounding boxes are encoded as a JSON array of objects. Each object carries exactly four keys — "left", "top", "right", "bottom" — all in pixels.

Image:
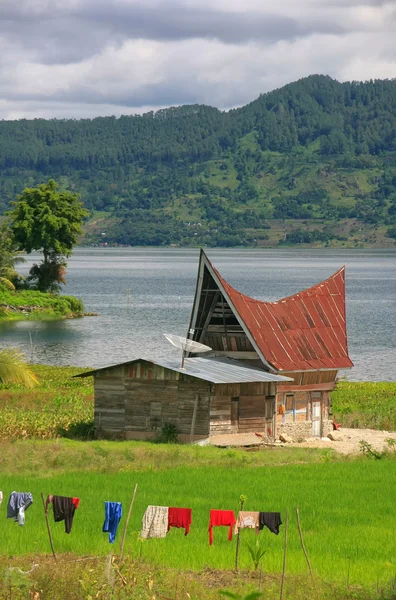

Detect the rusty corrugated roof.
[{"left": 207, "top": 257, "right": 354, "bottom": 372}]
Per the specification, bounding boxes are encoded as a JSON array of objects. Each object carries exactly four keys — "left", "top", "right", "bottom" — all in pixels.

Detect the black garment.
[
  {"left": 259, "top": 512, "right": 282, "bottom": 535},
  {"left": 52, "top": 496, "right": 76, "bottom": 534}
]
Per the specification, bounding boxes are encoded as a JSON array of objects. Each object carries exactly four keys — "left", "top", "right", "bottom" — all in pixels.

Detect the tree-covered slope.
[{"left": 1, "top": 75, "right": 395, "bottom": 247}]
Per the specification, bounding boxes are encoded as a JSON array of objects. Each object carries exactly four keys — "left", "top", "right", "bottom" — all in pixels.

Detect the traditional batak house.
[
  {"left": 79, "top": 250, "right": 353, "bottom": 443},
  {"left": 186, "top": 250, "right": 353, "bottom": 440}
]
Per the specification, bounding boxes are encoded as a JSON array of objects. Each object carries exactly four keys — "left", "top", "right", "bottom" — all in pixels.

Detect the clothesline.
[{"left": 1, "top": 490, "right": 282, "bottom": 546}]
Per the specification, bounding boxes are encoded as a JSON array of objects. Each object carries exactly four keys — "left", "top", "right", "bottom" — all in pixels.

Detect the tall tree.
[{"left": 8, "top": 180, "right": 89, "bottom": 292}]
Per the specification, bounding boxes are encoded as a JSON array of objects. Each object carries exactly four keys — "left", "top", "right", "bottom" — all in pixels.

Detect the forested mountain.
[{"left": 1, "top": 75, "right": 396, "bottom": 247}]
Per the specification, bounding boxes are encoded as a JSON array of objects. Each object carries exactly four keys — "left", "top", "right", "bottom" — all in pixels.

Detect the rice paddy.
[{"left": 1, "top": 456, "right": 395, "bottom": 587}]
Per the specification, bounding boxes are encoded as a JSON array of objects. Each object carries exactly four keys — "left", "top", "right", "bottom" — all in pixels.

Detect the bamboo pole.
[
  {"left": 234, "top": 496, "right": 246, "bottom": 572},
  {"left": 41, "top": 493, "right": 56, "bottom": 561},
  {"left": 119, "top": 484, "right": 138, "bottom": 561},
  {"left": 295, "top": 508, "right": 313, "bottom": 578},
  {"left": 279, "top": 509, "right": 289, "bottom": 600}
]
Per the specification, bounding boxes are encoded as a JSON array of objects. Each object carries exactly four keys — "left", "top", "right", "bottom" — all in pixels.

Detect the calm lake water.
[{"left": 0, "top": 248, "right": 395, "bottom": 381}]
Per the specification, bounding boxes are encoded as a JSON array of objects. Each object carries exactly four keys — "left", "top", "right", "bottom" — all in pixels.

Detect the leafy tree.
[
  {"left": 8, "top": 180, "right": 89, "bottom": 292},
  {"left": 0, "top": 224, "right": 25, "bottom": 288},
  {"left": 0, "top": 349, "right": 38, "bottom": 388}
]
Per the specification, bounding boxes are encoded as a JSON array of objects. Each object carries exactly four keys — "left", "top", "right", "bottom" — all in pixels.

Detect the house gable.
[{"left": 188, "top": 250, "right": 353, "bottom": 373}]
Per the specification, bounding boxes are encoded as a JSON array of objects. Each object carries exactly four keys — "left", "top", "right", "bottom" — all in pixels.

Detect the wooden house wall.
[
  {"left": 93, "top": 361, "right": 211, "bottom": 440},
  {"left": 210, "top": 381, "right": 275, "bottom": 435},
  {"left": 278, "top": 370, "right": 338, "bottom": 387}
]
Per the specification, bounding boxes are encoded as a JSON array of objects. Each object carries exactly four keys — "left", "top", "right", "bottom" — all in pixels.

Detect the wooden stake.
[
  {"left": 41, "top": 493, "right": 56, "bottom": 561},
  {"left": 119, "top": 484, "right": 138, "bottom": 561},
  {"left": 190, "top": 396, "right": 199, "bottom": 444},
  {"left": 280, "top": 509, "right": 289, "bottom": 600},
  {"left": 234, "top": 497, "right": 245, "bottom": 572},
  {"left": 296, "top": 508, "right": 313, "bottom": 578}
]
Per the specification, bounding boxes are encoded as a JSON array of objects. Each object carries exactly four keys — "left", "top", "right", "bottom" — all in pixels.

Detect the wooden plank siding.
[
  {"left": 94, "top": 360, "right": 211, "bottom": 440},
  {"left": 209, "top": 381, "right": 274, "bottom": 435}
]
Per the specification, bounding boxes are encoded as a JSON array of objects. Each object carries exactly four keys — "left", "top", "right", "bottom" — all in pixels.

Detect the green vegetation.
[
  {"left": 0, "top": 455, "right": 395, "bottom": 587},
  {"left": 7, "top": 179, "right": 89, "bottom": 292},
  {"left": 331, "top": 382, "right": 396, "bottom": 431},
  {"left": 0, "top": 349, "right": 38, "bottom": 388},
  {"left": 0, "top": 365, "right": 92, "bottom": 439},
  {"left": 0, "top": 288, "right": 85, "bottom": 320},
  {"left": 0, "top": 364, "right": 395, "bottom": 441},
  {"left": 0, "top": 365, "right": 395, "bottom": 598},
  {"left": 0, "top": 225, "right": 25, "bottom": 289},
  {"left": 0, "top": 75, "right": 395, "bottom": 247},
  {"left": 2, "top": 555, "right": 393, "bottom": 600}
]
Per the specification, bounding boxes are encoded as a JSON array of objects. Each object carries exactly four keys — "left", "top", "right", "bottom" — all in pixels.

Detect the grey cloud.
[
  {"left": 0, "top": 0, "right": 347, "bottom": 66},
  {"left": 77, "top": 1, "right": 346, "bottom": 43},
  {"left": 0, "top": 0, "right": 395, "bottom": 119}
]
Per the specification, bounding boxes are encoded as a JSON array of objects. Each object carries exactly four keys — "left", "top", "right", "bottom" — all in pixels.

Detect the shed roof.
[
  {"left": 196, "top": 251, "right": 353, "bottom": 373},
  {"left": 76, "top": 356, "right": 293, "bottom": 384}
]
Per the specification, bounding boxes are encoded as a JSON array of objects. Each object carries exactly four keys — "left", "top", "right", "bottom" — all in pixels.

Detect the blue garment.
[{"left": 102, "top": 502, "right": 122, "bottom": 543}]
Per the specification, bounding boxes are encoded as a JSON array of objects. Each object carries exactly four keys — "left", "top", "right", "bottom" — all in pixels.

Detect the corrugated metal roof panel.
[
  {"left": 76, "top": 357, "right": 293, "bottom": 384},
  {"left": 207, "top": 258, "right": 354, "bottom": 372},
  {"left": 156, "top": 357, "right": 293, "bottom": 384}
]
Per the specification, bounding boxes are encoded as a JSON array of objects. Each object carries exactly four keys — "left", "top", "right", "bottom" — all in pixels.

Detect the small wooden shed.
[{"left": 77, "top": 357, "right": 292, "bottom": 442}]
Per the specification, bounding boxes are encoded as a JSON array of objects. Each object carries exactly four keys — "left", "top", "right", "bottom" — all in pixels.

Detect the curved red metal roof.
[{"left": 210, "top": 261, "right": 354, "bottom": 372}]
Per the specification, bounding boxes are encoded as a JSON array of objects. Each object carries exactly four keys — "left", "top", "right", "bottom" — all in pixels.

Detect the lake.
[{"left": 0, "top": 248, "right": 395, "bottom": 381}]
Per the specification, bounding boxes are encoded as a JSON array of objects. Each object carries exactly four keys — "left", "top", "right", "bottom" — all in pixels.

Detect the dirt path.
[{"left": 297, "top": 427, "right": 396, "bottom": 455}]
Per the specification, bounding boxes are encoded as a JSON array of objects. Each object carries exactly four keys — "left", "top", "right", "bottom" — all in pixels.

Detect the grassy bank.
[
  {"left": 2, "top": 555, "right": 395, "bottom": 600},
  {"left": 3, "top": 555, "right": 395, "bottom": 600},
  {"left": 0, "top": 289, "right": 85, "bottom": 321}
]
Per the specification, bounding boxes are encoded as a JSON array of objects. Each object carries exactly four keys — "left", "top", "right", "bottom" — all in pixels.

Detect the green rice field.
[
  {"left": 1, "top": 366, "right": 396, "bottom": 598},
  {"left": 1, "top": 456, "right": 395, "bottom": 587}
]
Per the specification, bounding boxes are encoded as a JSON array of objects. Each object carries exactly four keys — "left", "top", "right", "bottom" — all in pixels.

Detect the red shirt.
[
  {"left": 167, "top": 507, "right": 192, "bottom": 535},
  {"left": 208, "top": 510, "right": 236, "bottom": 545}
]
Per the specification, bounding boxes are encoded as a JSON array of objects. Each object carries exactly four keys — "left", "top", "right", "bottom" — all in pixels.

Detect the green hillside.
[{"left": 1, "top": 75, "right": 395, "bottom": 247}]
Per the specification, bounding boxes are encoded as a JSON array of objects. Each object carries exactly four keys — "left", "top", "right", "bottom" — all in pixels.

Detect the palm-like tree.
[{"left": 0, "top": 349, "right": 38, "bottom": 387}]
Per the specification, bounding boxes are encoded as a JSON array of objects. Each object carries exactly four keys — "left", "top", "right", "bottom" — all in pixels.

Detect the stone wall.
[{"left": 277, "top": 420, "right": 333, "bottom": 440}]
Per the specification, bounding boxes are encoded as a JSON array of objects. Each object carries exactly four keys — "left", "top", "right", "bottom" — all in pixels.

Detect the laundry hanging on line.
[
  {"left": 103, "top": 501, "right": 122, "bottom": 544},
  {"left": 259, "top": 512, "right": 282, "bottom": 535},
  {"left": 140, "top": 506, "right": 193, "bottom": 539},
  {"left": 208, "top": 510, "right": 236, "bottom": 546},
  {"left": 167, "top": 507, "right": 192, "bottom": 536},
  {"left": 46, "top": 495, "right": 80, "bottom": 534},
  {"left": 7, "top": 492, "right": 33, "bottom": 526},
  {"left": 0, "top": 491, "right": 3, "bottom": 505},
  {"left": 234, "top": 511, "right": 260, "bottom": 535},
  {"left": 141, "top": 505, "right": 169, "bottom": 539}
]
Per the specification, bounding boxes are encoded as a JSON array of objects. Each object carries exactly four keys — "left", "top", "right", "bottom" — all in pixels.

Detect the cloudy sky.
[{"left": 0, "top": 0, "right": 395, "bottom": 119}]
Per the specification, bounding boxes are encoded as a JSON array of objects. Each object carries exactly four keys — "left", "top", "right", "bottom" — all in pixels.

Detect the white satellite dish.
[{"left": 163, "top": 334, "right": 212, "bottom": 368}]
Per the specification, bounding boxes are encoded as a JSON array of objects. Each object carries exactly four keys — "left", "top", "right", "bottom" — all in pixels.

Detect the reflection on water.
[{"left": 0, "top": 248, "right": 395, "bottom": 381}]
